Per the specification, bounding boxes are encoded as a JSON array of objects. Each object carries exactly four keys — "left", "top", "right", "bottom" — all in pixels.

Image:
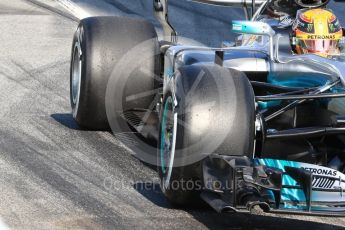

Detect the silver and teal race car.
[{"left": 69, "top": 0, "right": 345, "bottom": 215}]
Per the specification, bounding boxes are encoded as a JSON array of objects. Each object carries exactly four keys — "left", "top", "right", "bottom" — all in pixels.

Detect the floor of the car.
[{"left": 124, "top": 109, "right": 160, "bottom": 144}]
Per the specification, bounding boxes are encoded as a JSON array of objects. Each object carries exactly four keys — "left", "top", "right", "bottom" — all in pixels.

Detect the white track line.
[
  {"left": 56, "top": 0, "right": 90, "bottom": 19},
  {"left": 0, "top": 218, "right": 10, "bottom": 230}
]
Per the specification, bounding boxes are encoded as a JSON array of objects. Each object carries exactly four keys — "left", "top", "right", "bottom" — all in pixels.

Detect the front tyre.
[{"left": 158, "top": 64, "right": 255, "bottom": 206}]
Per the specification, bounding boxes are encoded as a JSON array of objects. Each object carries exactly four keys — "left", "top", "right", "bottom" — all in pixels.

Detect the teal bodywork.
[
  {"left": 268, "top": 72, "right": 331, "bottom": 88},
  {"left": 255, "top": 158, "right": 306, "bottom": 203},
  {"left": 160, "top": 96, "right": 173, "bottom": 174},
  {"left": 259, "top": 68, "right": 337, "bottom": 109}
]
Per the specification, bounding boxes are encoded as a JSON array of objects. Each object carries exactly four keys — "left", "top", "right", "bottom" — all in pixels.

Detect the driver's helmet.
[{"left": 292, "top": 8, "right": 343, "bottom": 57}]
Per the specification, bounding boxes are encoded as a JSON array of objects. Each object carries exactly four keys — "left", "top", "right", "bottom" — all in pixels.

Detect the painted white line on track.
[
  {"left": 0, "top": 218, "right": 10, "bottom": 230},
  {"left": 56, "top": 0, "right": 90, "bottom": 19}
]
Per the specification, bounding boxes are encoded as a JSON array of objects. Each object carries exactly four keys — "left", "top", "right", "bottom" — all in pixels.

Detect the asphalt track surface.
[{"left": 1, "top": 0, "right": 345, "bottom": 229}]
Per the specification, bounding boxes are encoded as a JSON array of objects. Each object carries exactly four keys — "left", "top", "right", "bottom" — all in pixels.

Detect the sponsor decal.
[
  {"left": 298, "top": 21, "right": 305, "bottom": 27},
  {"left": 302, "top": 167, "right": 337, "bottom": 176},
  {"left": 306, "top": 34, "right": 336, "bottom": 39},
  {"left": 329, "top": 21, "right": 341, "bottom": 33},
  {"left": 312, "top": 177, "right": 335, "bottom": 189},
  {"left": 296, "top": 20, "right": 314, "bottom": 33},
  {"left": 232, "top": 24, "right": 242, "bottom": 31},
  {"left": 301, "top": 167, "right": 337, "bottom": 189},
  {"left": 307, "top": 24, "right": 313, "bottom": 33}
]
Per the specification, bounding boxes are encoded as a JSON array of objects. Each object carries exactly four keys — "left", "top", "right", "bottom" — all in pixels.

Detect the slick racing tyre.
[
  {"left": 158, "top": 64, "right": 255, "bottom": 206},
  {"left": 70, "top": 16, "right": 159, "bottom": 130}
]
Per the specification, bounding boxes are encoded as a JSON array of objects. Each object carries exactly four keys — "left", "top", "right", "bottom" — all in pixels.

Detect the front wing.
[{"left": 201, "top": 155, "right": 345, "bottom": 216}]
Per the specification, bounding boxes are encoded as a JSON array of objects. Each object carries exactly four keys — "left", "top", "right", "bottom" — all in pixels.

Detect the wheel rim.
[
  {"left": 160, "top": 96, "right": 177, "bottom": 189},
  {"left": 71, "top": 43, "right": 82, "bottom": 114}
]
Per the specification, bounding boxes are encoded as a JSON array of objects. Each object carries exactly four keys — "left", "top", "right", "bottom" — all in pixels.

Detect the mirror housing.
[
  {"left": 232, "top": 21, "right": 275, "bottom": 36},
  {"left": 232, "top": 21, "right": 275, "bottom": 60}
]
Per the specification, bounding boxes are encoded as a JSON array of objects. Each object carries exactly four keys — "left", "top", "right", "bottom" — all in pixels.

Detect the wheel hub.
[
  {"left": 71, "top": 43, "right": 82, "bottom": 109},
  {"left": 160, "top": 96, "right": 177, "bottom": 188}
]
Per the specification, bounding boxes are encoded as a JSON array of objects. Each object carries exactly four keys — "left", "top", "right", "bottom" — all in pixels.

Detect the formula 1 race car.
[{"left": 70, "top": 0, "right": 345, "bottom": 215}]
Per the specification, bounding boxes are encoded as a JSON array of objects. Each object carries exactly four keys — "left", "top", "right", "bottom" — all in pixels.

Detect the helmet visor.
[{"left": 298, "top": 39, "right": 340, "bottom": 56}]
